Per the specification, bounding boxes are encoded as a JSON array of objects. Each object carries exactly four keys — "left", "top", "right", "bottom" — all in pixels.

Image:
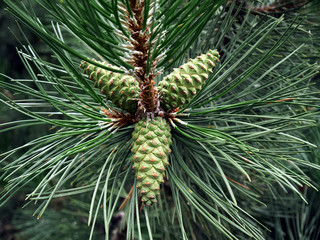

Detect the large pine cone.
[
  {"left": 131, "top": 117, "right": 172, "bottom": 205},
  {"left": 158, "top": 49, "right": 220, "bottom": 110},
  {"left": 80, "top": 60, "right": 139, "bottom": 113}
]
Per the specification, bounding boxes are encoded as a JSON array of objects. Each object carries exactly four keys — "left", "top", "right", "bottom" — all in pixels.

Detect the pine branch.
[{"left": 1, "top": 1, "right": 320, "bottom": 239}]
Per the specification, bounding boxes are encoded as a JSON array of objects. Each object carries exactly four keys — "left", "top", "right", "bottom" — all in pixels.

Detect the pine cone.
[
  {"left": 80, "top": 60, "right": 139, "bottom": 113},
  {"left": 131, "top": 117, "right": 172, "bottom": 205},
  {"left": 158, "top": 49, "right": 220, "bottom": 110}
]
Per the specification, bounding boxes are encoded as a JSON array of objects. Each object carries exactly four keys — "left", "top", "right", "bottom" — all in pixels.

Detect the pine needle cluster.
[{"left": 0, "top": 0, "right": 320, "bottom": 239}]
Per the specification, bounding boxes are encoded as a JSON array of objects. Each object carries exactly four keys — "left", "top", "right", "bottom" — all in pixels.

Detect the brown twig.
[
  {"left": 119, "top": 185, "right": 134, "bottom": 210},
  {"left": 121, "top": 0, "right": 160, "bottom": 113}
]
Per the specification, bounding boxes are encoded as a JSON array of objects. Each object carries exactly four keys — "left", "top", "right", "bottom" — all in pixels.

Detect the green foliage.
[
  {"left": 0, "top": 1, "right": 320, "bottom": 239},
  {"left": 12, "top": 198, "right": 105, "bottom": 240},
  {"left": 251, "top": 189, "right": 320, "bottom": 240}
]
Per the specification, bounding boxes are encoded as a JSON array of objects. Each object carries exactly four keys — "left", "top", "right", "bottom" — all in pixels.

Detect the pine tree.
[{"left": 1, "top": 0, "right": 320, "bottom": 239}]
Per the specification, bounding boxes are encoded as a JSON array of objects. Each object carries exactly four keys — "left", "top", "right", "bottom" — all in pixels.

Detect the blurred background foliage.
[
  {"left": 0, "top": 2, "right": 50, "bottom": 239},
  {"left": 0, "top": 1, "right": 50, "bottom": 154},
  {"left": 0, "top": 0, "right": 319, "bottom": 239}
]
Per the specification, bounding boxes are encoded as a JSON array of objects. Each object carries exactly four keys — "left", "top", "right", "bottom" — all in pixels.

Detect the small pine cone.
[
  {"left": 158, "top": 49, "right": 220, "bottom": 110},
  {"left": 131, "top": 117, "right": 172, "bottom": 205},
  {"left": 80, "top": 60, "right": 139, "bottom": 113}
]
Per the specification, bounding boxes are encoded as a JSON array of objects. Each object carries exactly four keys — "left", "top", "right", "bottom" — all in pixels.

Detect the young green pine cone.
[
  {"left": 131, "top": 117, "right": 172, "bottom": 205},
  {"left": 80, "top": 60, "right": 139, "bottom": 113},
  {"left": 158, "top": 49, "right": 220, "bottom": 110}
]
